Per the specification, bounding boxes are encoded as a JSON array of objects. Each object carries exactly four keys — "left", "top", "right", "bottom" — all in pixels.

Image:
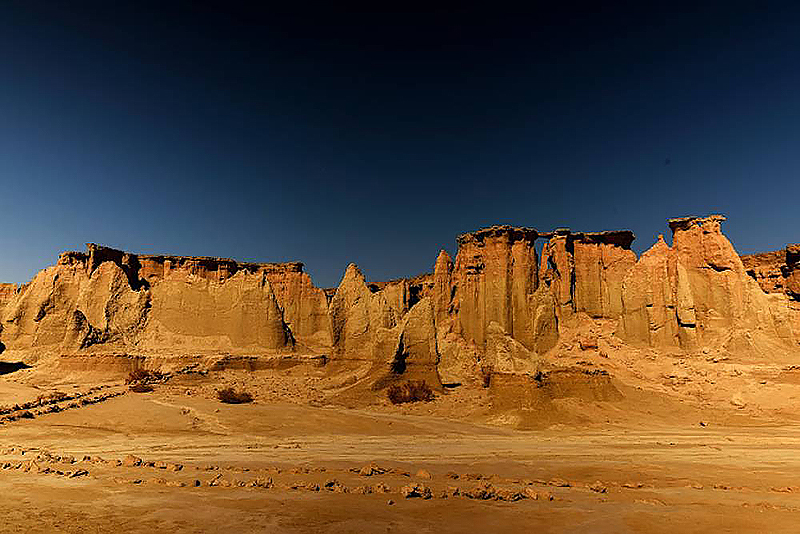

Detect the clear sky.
[{"left": 1, "top": 3, "right": 798, "bottom": 288}]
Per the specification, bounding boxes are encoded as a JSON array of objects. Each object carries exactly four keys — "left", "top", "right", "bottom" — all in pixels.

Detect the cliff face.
[
  {"left": 1, "top": 216, "right": 797, "bottom": 384},
  {"left": 328, "top": 264, "right": 397, "bottom": 361},
  {"left": 0, "top": 283, "right": 19, "bottom": 311},
  {"left": 742, "top": 245, "right": 800, "bottom": 301},
  {"left": 620, "top": 216, "right": 797, "bottom": 352},
  {"left": 0, "top": 244, "right": 321, "bottom": 357},
  {"left": 450, "top": 226, "right": 541, "bottom": 351},
  {"left": 537, "top": 230, "right": 637, "bottom": 322}
]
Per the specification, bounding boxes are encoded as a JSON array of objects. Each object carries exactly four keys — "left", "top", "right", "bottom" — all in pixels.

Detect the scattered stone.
[
  {"left": 589, "top": 481, "right": 607, "bottom": 493},
  {"left": 324, "top": 479, "right": 347, "bottom": 493},
  {"left": 463, "top": 482, "right": 496, "bottom": 500},
  {"left": 400, "top": 483, "right": 432, "bottom": 499},
  {"left": 357, "top": 463, "right": 387, "bottom": 476},
  {"left": 442, "top": 486, "right": 460, "bottom": 498},
  {"left": 121, "top": 455, "right": 142, "bottom": 467},
  {"left": 494, "top": 488, "right": 525, "bottom": 502},
  {"left": 372, "top": 483, "right": 391, "bottom": 494}
]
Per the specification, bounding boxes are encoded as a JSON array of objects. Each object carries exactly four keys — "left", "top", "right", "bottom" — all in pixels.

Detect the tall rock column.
[
  {"left": 572, "top": 231, "right": 637, "bottom": 319},
  {"left": 328, "top": 264, "right": 397, "bottom": 361},
  {"left": 539, "top": 229, "right": 575, "bottom": 321},
  {"left": 431, "top": 250, "right": 454, "bottom": 329},
  {"left": 451, "top": 226, "right": 540, "bottom": 351}
]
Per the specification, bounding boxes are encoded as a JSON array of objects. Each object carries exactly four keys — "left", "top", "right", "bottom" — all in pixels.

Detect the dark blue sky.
[{"left": 1, "top": 3, "right": 798, "bottom": 288}]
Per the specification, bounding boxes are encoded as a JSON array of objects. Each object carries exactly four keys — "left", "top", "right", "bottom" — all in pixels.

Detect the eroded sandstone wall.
[
  {"left": 1, "top": 216, "right": 797, "bottom": 380},
  {"left": 0, "top": 283, "right": 19, "bottom": 311},
  {"left": 536, "top": 229, "right": 638, "bottom": 327},
  {"left": 0, "top": 244, "right": 314, "bottom": 357},
  {"left": 328, "top": 264, "right": 398, "bottom": 361},
  {"left": 742, "top": 245, "right": 800, "bottom": 301},
  {"left": 620, "top": 216, "right": 798, "bottom": 352},
  {"left": 450, "top": 226, "right": 541, "bottom": 351}
]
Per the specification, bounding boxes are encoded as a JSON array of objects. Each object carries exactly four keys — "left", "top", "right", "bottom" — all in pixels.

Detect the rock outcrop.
[
  {"left": 0, "top": 283, "right": 19, "bottom": 311},
  {"left": 538, "top": 229, "right": 636, "bottom": 321},
  {"left": 143, "top": 269, "right": 292, "bottom": 352},
  {"left": 742, "top": 245, "right": 800, "bottom": 301},
  {"left": 327, "top": 266, "right": 442, "bottom": 394},
  {"left": 0, "top": 215, "right": 797, "bottom": 387},
  {"left": 328, "top": 264, "right": 397, "bottom": 361},
  {"left": 484, "top": 321, "right": 541, "bottom": 376},
  {"left": 388, "top": 297, "right": 442, "bottom": 386},
  {"left": 0, "top": 244, "right": 312, "bottom": 358},
  {"left": 620, "top": 215, "right": 797, "bottom": 352},
  {"left": 450, "top": 226, "right": 542, "bottom": 351}
]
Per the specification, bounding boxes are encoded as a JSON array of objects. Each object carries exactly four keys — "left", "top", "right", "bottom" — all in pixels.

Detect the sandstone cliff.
[
  {"left": 450, "top": 226, "right": 541, "bottom": 352},
  {"left": 0, "top": 244, "right": 327, "bottom": 359},
  {"left": 742, "top": 245, "right": 800, "bottom": 301},
  {"left": 619, "top": 216, "right": 797, "bottom": 354},
  {"left": 1, "top": 216, "right": 797, "bottom": 388},
  {"left": 0, "top": 283, "right": 19, "bottom": 311}
]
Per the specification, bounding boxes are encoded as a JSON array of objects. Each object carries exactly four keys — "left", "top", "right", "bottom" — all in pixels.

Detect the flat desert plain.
[{"left": 2, "top": 365, "right": 800, "bottom": 534}]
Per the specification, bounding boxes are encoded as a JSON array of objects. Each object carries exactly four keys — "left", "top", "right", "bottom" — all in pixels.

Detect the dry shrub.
[
  {"left": 129, "top": 383, "right": 154, "bottom": 393},
  {"left": 387, "top": 380, "right": 434, "bottom": 405},
  {"left": 217, "top": 388, "right": 253, "bottom": 404}
]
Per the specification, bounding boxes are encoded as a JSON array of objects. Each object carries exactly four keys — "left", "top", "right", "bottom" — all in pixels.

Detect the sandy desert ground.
[
  {"left": 3, "top": 363, "right": 800, "bottom": 534},
  {"left": 1, "top": 218, "right": 799, "bottom": 533}
]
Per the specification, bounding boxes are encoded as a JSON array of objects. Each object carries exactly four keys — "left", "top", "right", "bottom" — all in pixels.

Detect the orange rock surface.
[{"left": 1, "top": 215, "right": 798, "bottom": 386}]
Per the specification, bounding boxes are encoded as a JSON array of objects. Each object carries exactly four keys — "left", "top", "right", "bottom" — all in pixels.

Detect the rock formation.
[
  {"left": 0, "top": 215, "right": 797, "bottom": 387},
  {"left": 742, "top": 245, "right": 800, "bottom": 301},
  {"left": 328, "top": 264, "right": 398, "bottom": 361},
  {"left": 0, "top": 244, "right": 323, "bottom": 359},
  {"left": 538, "top": 229, "right": 637, "bottom": 321},
  {"left": 0, "top": 283, "right": 19, "bottom": 310},
  {"left": 620, "top": 215, "right": 797, "bottom": 353},
  {"left": 450, "top": 226, "right": 541, "bottom": 351}
]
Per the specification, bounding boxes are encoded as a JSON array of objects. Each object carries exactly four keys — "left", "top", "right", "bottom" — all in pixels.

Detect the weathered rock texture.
[
  {"left": 1, "top": 215, "right": 797, "bottom": 387},
  {"left": 538, "top": 230, "right": 636, "bottom": 322},
  {"left": 742, "top": 245, "right": 800, "bottom": 301},
  {"left": 329, "top": 264, "right": 398, "bottom": 361},
  {"left": 619, "top": 216, "right": 797, "bottom": 352},
  {"left": 0, "top": 283, "right": 19, "bottom": 310},
  {"left": 327, "top": 264, "right": 442, "bottom": 393},
  {"left": 0, "top": 244, "right": 328, "bottom": 358}
]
